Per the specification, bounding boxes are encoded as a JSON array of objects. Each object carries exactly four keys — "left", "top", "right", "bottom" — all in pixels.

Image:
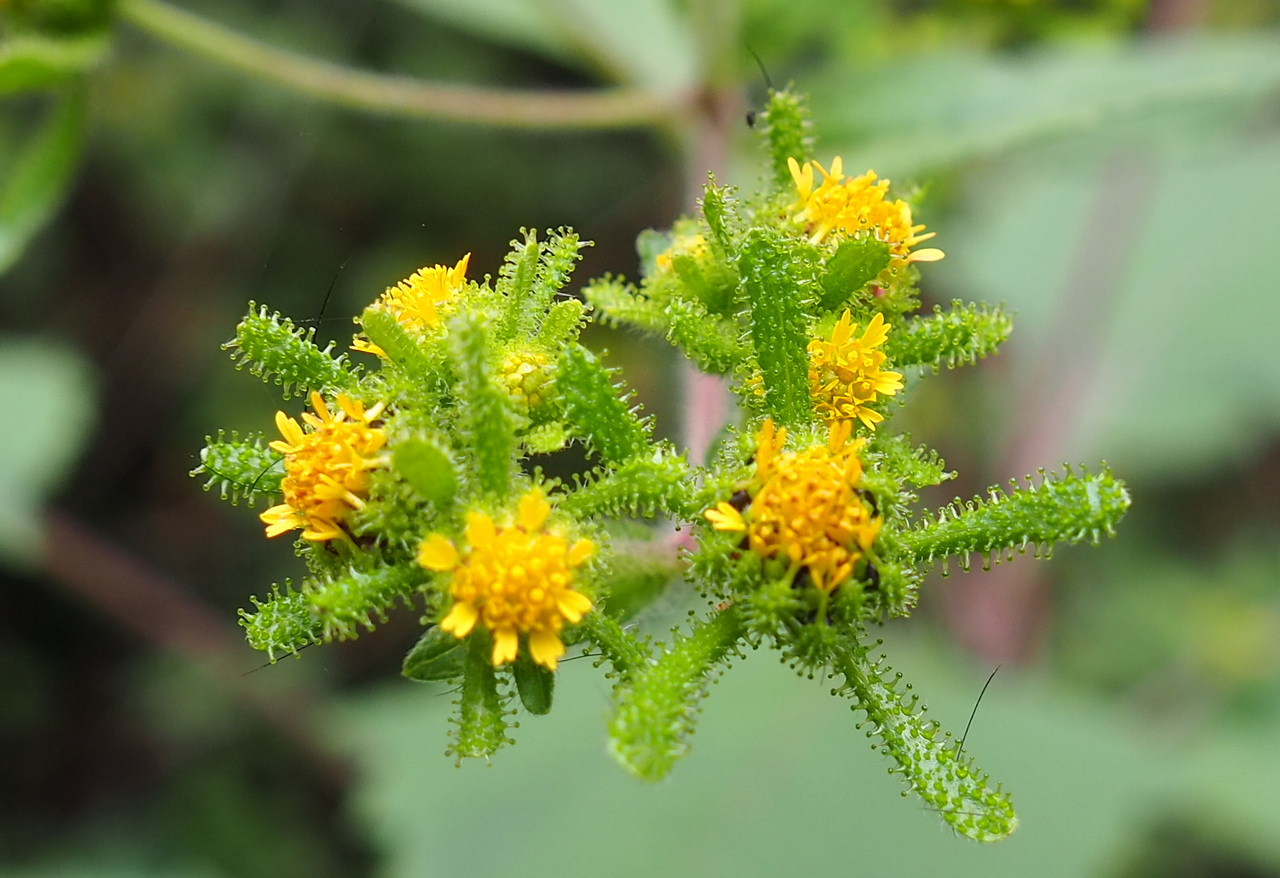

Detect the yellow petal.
[
  {"left": 704, "top": 502, "right": 746, "bottom": 532},
  {"left": 829, "top": 310, "right": 854, "bottom": 346},
  {"left": 450, "top": 253, "right": 472, "bottom": 286},
  {"left": 908, "top": 247, "right": 945, "bottom": 263},
  {"left": 528, "top": 629, "right": 565, "bottom": 671},
  {"left": 517, "top": 488, "right": 551, "bottom": 532},
  {"left": 491, "top": 629, "right": 519, "bottom": 666},
  {"left": 260, "top": 505, "right": 300, "bottom": 537},
  {"left": 302, "top": 519, "right": 346, "bottom": 541},
  {"left": 274, "top": 411, "right": 304, "bottom": 446},
  {"left": 417, "top": 534, "right": 458, "bottom": 571},
  {"left": 860, "top": 312, "right": 890, "bottom": 348},
  {"left": 557, "top": 589, "right": 593, "bottom": 623},
  {"left": 567, "top": 538, "right": 595, "bottom": 567},
  {"left": 464, "top": 511, "right": 497, "bottom": 546},
  {"left": 440, "top": 601, "right": 477, "bottom": 637},
  {"left": 309, "top": 391, "right": 332, "bottom": 423}
]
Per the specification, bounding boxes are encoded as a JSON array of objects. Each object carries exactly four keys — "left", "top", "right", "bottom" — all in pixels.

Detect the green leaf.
[
  {"left": 0, "top": 336, "right": 94, "bottom": 567},
  {"left": 582, "top": 276, "right": 666, "bottom": 335},
  {"left": 534, "top": 298, "right": 587, "bottom": 351},
  {"left": 555, "top": 343, "right": 651, "bottom": 464},
  {"left": 665, "top": 297, "right": 742, "bottom": 374},
  {"left": 0, "top": 84, "right": 86, "bottom": 276},
  {"left": 512, "top": 652, "right": 554, "bottom": 715},
  {"left": 402, "top": 626, "right": 466, "bottom": 682},
  {"left": 239, "top": 583, "right": 321, "bottom": 660},
  {"left": 227, "top": 303, "right": 357, "bottom": 398},
  {"left": 358, "top": 307, "right": 439, "bottom": 380},
  {"left": 819, "top": 237, "right": 891, "bottom": 311},
  {"left": 901, "top": 467, "right": 1131, "bottom": 572},
  {"left": 450, "top": 631, "right": 512, "bottom": 760},
  {"left": 0, "top": 32, "right": 111, "bottom": 93},
  {"left": 393, "top": 437, "right": 457, "bottom": 505},
  {"left": 828, "top": 632, "right": 1018, "bottom": 843},
  {"left": 388, "top": 0, "right": 696, "bottom": 93},
  {"left": 558, "top": 447, "right": 694, "bottom": 520},
  {"left": 302, "top": 564, "right": 425, "bottom": 642},
  {"left": 814, "top": 35, "right": 1280, "bottom": 177},
  {"left": 740, "top": 228, "right": 815, "bottom": 429},
  {"left": 607, "top": 607, "right": 743, "bottom": 781},
  {"left": 756, "top": 88, "right": 814, "bottom": 191},
  {"left": 448, "top": 312, "right": 517, "bottom": 497},
  {"left": 575, "top": 611, "right": 652, "bottom": 678},
  {"left": 192, "top": 433, "right": 282, "bottom": 506},
  {"left": 884, "top": 301, "right": 1012, "bottom": 371}
]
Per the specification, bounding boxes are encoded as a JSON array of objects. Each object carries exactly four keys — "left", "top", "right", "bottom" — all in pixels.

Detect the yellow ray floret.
[
  {"left": 418, "top": 488, "right": 594, "bottom": 671},
  {"left": 705, "top": 418, "right": 880, "bottom": 594},
  {"left": 352, "top": 253, "right": 471, "bottom": 356},
  {"left": 788, "top": 156, "right": 944, "bottom": 269},
  {"left": 260, "top": 392, "right": 388, "bottom": 541},
  {"left": 809, "top": 310, "right": 904, "bottom": 430}
]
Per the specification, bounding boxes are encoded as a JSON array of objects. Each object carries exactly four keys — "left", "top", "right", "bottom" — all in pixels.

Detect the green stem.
[{"left": 119, "top": 0, "right": 683, "bottom": 130}]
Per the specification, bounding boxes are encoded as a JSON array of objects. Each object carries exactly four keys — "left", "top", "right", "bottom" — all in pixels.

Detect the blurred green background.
[{"left": 3, "top": 0, "right": 1280, "bottom": 875}]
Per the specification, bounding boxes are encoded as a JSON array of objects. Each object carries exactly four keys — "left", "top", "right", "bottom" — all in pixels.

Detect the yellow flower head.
[
  {"left": 704, "top": 418, "right": 881, "bottom": 594},
  {"left": 788, "top": 156, "right": 944, "bottom": 269},
  {"left": 418, "top": 488, "right": 594, "bottom": 670},
  {"left": 808, "top": 310, "right": 904, "bottom": 430},
  {"left": 352, "top": 253, "right": 471, "bottom": 356},
  {"left": 260, "top": 392, "right": 388, "bottom": 541},
  {"left": 498, "top": 348, "right": 552, "bottom": 409}
]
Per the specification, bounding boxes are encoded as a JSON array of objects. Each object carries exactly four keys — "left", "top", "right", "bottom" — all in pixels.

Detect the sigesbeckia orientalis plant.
[{"left": 194, "top": 89, "right": 1130, "bottom": 843}]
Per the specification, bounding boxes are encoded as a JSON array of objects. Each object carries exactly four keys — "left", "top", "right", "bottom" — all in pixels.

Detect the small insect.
[{"left": 744, "top": 45, "right": 774, "bottom": 129}]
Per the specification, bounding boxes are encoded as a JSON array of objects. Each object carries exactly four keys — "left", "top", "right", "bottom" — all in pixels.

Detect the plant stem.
[{"left": 119, "top": 0, "right": 685, "bottom": 130}]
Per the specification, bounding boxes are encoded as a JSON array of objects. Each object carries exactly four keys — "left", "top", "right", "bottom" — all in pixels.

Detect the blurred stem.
[
  {"left": 40, "top": 510, "right": 349, "bottom": 786},
  {"left": 676, "top": 1, "right": 744, "bottom": 464},
  {"left": 119, "top": 0, "right": 685, "bottom": 131}
]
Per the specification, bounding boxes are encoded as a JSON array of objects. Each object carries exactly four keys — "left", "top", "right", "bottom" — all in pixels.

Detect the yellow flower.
[
  {"left": 705, "top": 418, "right": 880, "bottom": 594},
  {"left": 808, "top": 310, "right": 904, "bottom": 430},
  {"left": 418, "top": 488, "right": 594, "bottom": 670},
  {"left": 352, "top": 253, "right": 471, "bottom": 356},
  {"left": 498, "top": 349, "right": 551, "bottom": 409},
  {"left": 788, "top": 156, "right": 944, "bottom": 269},
  {"left": 260, "top": 392, "right": 388, "bottom": 541}
]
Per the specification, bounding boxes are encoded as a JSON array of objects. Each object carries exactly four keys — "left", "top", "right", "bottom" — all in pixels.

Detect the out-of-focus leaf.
[
  {"left": 0, "top": 337, "right": 95, "bottom": 567},
  {"left": 330, "top": 634, "right": 1280, "bottom": 877},
  {"left": 0, "top": 84, "right": 87, "bottom": 276},
  {"left": 390, "top": 0, "right": 696, "bottom": 93},
  {"left": 810, "top": 35, "right": 1280, "bottom": 177},
  {"left": 388, "top": 0, "right": 573, "bottom": 64},
  {"left": 933, "top": 130, "right": 1280, "bottom": 476},
  {"left": 0, "top": 32, "right": 111, "bottom": 93}
]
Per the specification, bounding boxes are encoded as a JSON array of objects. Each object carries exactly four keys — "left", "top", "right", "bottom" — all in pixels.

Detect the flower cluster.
[
  {"left": 789, "top": 156, "right": 944, "bottom": 268},
  {"left": 809, "top": 311, "right": 904, "bottom": 429},
  {"left": 706, "top": 419, "right": 880, "bottom": 594},
  {"left": 418, "top": 488, "right": 594, "bottom": 670},
  {"left": 351, "top": 253, "right": 471, "bottom": 356},
  {"left": 259, "top": 392, "right": 387, "bottom": 541},
  {"left": 199, "top": 89, "right": 1129, "bottom": 843}
]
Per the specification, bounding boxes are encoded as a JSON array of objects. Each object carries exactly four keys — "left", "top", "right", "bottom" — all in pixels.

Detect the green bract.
[{"left": 194, "top": 90, "right": 1130, "bottom": 843}]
